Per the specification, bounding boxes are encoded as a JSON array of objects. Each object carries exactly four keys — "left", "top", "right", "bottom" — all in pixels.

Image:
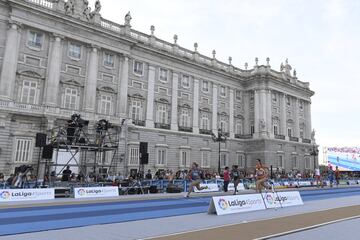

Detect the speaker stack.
[{"left": 139, "top": 142, "right": 148, "bottom": 165}]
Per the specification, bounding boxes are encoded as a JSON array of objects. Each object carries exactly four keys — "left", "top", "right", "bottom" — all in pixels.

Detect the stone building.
[{"left": 0, "top": 0, "right": 316, "bottom": 177}]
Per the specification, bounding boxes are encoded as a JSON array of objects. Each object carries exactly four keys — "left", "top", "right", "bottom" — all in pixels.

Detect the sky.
[{"left": 88, "top": 0, "right": 360, "bottom": 150}]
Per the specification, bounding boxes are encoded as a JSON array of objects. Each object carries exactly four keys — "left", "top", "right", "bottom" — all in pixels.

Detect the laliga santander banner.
[
  {"left": 262, "top": 191, "right": 303, "bottom": 209},
  {"left": 194, "top": 183, "right": 219, "bottom": 193},
  {"left": 0, "top": 189, "right": 54, "bottom": 202},
  {"left": 74, "top": 186, "right": 119, "bottom": 199},
  {"left": 208, "top": 194, "right": 265, "bottom": 215}
]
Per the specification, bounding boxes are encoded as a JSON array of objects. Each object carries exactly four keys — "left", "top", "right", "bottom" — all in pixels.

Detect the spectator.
[
  {"left": 223, "top": 167, "right": 230, "bottom": 192},
  {"left": 61, "top": 166, "right": 72, "bottom": 181},
  {"left": 145, "top": 170, "right": 152, "bottom": 180}
]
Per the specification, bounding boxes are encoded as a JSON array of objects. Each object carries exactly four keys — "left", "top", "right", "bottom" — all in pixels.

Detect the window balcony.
[
  {"left": 178, "top": 126, "right": 193, "bottom": 133},
  {"left": 290, "top": 137, "right": 299, "bottom": 142},
  {"left": 155, "top": 123, "right": 170, "bottom": 130},
  {"left": 199, "top": 129, "right": 212, "bottom": 135},
  {"left": 132, "top": 119, "right": 145, "bottom": 126},
  {"left": 302, "top": 138, "right": 311, "bottom": 144},
  {"left": 275, "top": 134, "right": 286, "bottom": 140},
  {"left": 235, "top": 134, "right": 253, "bottom": 139}
]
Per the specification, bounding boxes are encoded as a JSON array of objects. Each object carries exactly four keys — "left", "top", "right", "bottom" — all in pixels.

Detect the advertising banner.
[
  {"left": 194, "top": 183, "right": 219, "bottom": 193},
  {"left": 0, "top": 188, "right": 55, "bottom": 202},
  {"left": 227, "top": 183, "right": 246, "bottom": 191},
  {"left": 208, "top": 194, "right": 266, "bottom": 215},
  {"left": 74, "top": 186, "right": 119, "bottom": 199},
  {"left": 262, "top": 191, "right": 303, "bottom": 209}
]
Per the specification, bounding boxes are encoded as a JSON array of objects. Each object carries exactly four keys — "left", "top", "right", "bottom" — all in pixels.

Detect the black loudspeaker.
[
  {"left": 139, "top": 142, "right": 148, "bottom": 154},
  {"left": 42, "top": 145, "right": 53, "bottom": 159},
  {"left": 35, "top": 133, "right": 47, "bottom": 147},
  {"left": 140, "top": 153, "right": 149, "bottom": 165}
]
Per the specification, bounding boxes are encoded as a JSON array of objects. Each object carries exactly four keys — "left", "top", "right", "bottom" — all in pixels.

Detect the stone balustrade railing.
[{"left": 22, "top": 0, "right": 309, "bottom": 88}]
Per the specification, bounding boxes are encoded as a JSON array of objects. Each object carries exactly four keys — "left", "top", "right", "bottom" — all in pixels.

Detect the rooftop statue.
[
  {"left": 125, "top": 11, "right": 132, "bottom": 26},
  {"left": 94, "top": 0, "right": 102, "bottom": 14}
]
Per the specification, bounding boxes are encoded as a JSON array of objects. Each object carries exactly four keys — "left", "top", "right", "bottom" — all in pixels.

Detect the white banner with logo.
[
  {"left": 194, "top": 183, "right": 219, "bottom": 193},
  {"left": 74, "top": 186, "right": 119, "bottom": 199},
  {"left": 208, "top": 194, "right": 266, "bottom": 215},
  {"left": 228, "top": 183, "right": 246, "bottom": 192},
  {"left": 262, "top": 191, "right": 303, "bottom": 209},
  {"left": 0, "top": 188, "right": 55, "bottom": 202}
]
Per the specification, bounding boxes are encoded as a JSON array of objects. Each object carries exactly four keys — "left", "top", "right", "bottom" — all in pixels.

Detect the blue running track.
[{"left": 0, "top": 187, "right": 359, "bottom": 236}]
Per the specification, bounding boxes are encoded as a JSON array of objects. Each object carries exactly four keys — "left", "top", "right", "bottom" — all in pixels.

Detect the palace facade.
[{"left": 0, "top": 0, "right": 316, "bottom": 177}]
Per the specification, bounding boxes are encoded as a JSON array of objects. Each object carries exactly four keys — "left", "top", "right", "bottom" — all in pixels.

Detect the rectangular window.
[
  {"left": 236, "top": 90, "right": 241, "bottom": 100},
  {"left": 21, "top": 80, "right": 38, "bottom": 104},
  {"left": 288, "top": 128, "right": 292, "bottom": 137},
  {"left": 156, "top": 105, "right": 167, "bottom": 124},
  {"left": 104, "top": 53, "right": 114, "bottom": 67},
  {"left": 235, "top": 122, "right": 243, "bottom": 135},
  {"left": 201, "top": 114, "right": 209, "bottom": 130},
  {"left": 99, "top": 95, "right": 112, "bottom": 115},
  {"left": 221, "top": 153, "right": 228, "bottom": 167},
  {"left": 305, "top": 157, "right": 311, "bottom": 169},
  {"left": 131, "top": 100, "right": 142, "bottom": 121},
  {"left": 180, "top": 150, "right": 190, "bottom": 167},
  {"left": 182, "top": 75, "right": 190, "bottom": 88},
  {"left": 292, "top": 156, "right": 298, "bottom": 169},
  {"left": 278, "top": 155, "right": 284, "bottom": 168},
  {"left": 157, "top": 149, "right": 166, "bottom": 165},
  {"left": 69, "top": 43, "right": 81, "bottom": 59},
  {"left": 129, "top": 147, "right": 139, "bottom": 165},
  {"left": 180, "top": 109, "right": 190, "bottom": 127},
  {"left": 97, "top": 151, "right": 114, "bottom": 165},
  {"left": 202, "top": 80, "right": 209, "bottom": 92},
  {"left": 300, "top": 129, "right": 304, "bottom": 139},
  {"left": 220, "top": 120, "right": 227, "bottom": 133},
  {"left": 251, "top": 125, "right": 255, "bottom": 134},
  {"left": 14, "top": 138, "right": 33, "bottom": 163},
  {"left": 159, "top": 68, "right": 168, "bottom": 82},
  {"left": 220, "top": 86, "right": 226, "bottom": 97},
  {"left": 201, "top": 151, "right": 210, "bottom": 168},
  {"left": 237, "top": 154, "right": 245, "bottom": 168},
  {"left": 273, "top": 125, "right": 278, "bottom": 135},
  {"left": 63, "top": 88, "right": 78, "bottom": 110},
  {"left": 28, "top": 31, "right": 43, "bottom": 48},
  {"left": 133, "top": 61, "right": 144, "bottom": 76}
]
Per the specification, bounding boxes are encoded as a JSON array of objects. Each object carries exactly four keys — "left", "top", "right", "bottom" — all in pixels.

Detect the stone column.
[
  {"left": 254, "top": 90, "right": 260, "bottom": 134},
  {"left": 229, "top": 89, "right": 234, "bottom": 138},
  {"left": 84, "top": 46, "right": 99, "bottom": 113},
  {"left": 280, "top": 93, "right": 287, "bottom": 136},
  {"left": 212, "top": 84, "right": 218, "bottom": 133},
  {"left": 192, "top": 78, "right": 200, "bottom": 134},
  {"left": 118, "top": 56, "right": 129, "bottom": 117},
  {"left": 145, "top": 65, "right": 156, "bottom": 128},
  {"left": 0, "top": 22, "right": 21, "bottom": 100},
  {"left": 294, "top": 98, "right": 300, "bottom": 138},
  {"left": 306, "top": 101, "right": 312, "bottom": 139},
  {"left": 266, "top": 90, "right": 272, "bottom": 135},
  {"left": 170, "top": 72, "right": 179, "bottom": 131},
  {"left": 243, "top": 92, "right": 250, "bottom": 134},
  {"left": 44, "top": 35, "right": 63, "bottom": 107}
]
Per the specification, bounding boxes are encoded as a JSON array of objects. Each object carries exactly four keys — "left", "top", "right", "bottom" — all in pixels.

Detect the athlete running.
[
  {"left": 231, "top": 165, "right": 241, "bottom": 195},
  {"left": 185, "top": 162, "right": 207, "bottom": 198},
  {"left": 255, "top": 159, "right": 268, "bottom": 193}
]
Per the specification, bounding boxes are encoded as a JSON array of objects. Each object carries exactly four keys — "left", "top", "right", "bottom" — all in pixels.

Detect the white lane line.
[
  {"left": 139, "top": 204, "right": 360, "bottom": 240},
  {"left": 255, "top": 215, "right": 360, "bottom": 240}
]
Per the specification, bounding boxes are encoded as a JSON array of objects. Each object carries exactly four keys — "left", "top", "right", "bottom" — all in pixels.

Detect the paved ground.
[
  {"left": 272, "top": 217, "right": 360, "bottom": 240},
  {"left": 0, "top": 187, "right": 358, "bottom": 240}
]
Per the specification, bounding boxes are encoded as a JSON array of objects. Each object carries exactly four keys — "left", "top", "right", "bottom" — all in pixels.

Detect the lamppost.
[
  {"left": 211, "top": 128, "right": 227, "bottom": 174},
  {"left": 310, "top": 145, "right": 319, "bottom": 171}
]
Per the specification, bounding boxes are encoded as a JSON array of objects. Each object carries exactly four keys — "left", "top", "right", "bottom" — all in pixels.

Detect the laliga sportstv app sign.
[
  {"left": 74, "top": 186, "right": 119, "bottom": 199},
  {"left": 208, "top": 194, "right": 266, "bottom": 215},
  {"left": 262, "top": 191, "right": 303, "bottom": 208},
  {"left": 0, "top": 189, "right": 55, "bottom": 202}
]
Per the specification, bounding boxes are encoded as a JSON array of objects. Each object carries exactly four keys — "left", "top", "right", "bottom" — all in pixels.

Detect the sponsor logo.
[
  {"left": 265, "top": 194, "right": 275, "bottom": 205},
  {"left": 77, "top": 189, "right": 86, "bottom": 196},
  {"left": 0, "top": 191, "right": 10, "bottom": 200},
  {"left": 218, "top": 198, "right": 228, "bottom": 210}
]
